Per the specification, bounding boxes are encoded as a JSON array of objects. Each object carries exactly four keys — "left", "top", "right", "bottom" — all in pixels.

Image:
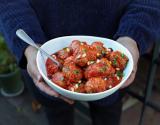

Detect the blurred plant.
[{"left": 0, "top": 35, "right": 17, "bottom": 74}]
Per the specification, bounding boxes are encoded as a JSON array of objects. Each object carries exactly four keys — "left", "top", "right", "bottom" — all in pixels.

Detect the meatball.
[
  {"left": 68, "top": 83, "right": 85, "bottom": 93},
  {"left": 62, "top": 63, "right": 83, "bottom": 83},
  {"left": 104, "top": 48, "right": 113, "bottom": 59},
  {"left": 109, "top": 51, "right": 128, "bottom": 70},
  {"left": 104, "top": 75, "right": 122, "bottom": 89},
  {"left": 91, "top": 41, "right": 106, "bottom": 57},
  {"left": 63, "top": 56, "right": 75, "bottom": 66},
  {"left": 56, "top": 47, "right": 72, "bottom": 60},
  {"left": 85, "top": 77, "right": 107, "bottom": 93},
  {"left": 46, "top": 40, "right": 127, "bottom": 93},
  {"left": 46, "top": 55, "right": 59, "bottom": 78},
  {"left": 69, "top": 40, "right": 83, "bottom": 52},
  {"left": 74, "top": 44, "right": 97, "bottom": 67},
  {"left": 52, "top": 72, "right": 67, "bottom": 88},
  {"left": 85, "top": 58, "right": 115, "bottom": 79}
]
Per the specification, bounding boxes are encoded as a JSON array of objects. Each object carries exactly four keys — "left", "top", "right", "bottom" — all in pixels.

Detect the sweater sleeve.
[
  {"left": 114, "top": 0, "right": 160, "bottom": 55},
  {"left": 0, "top": 0, "right": 47, "bottom": 68}
]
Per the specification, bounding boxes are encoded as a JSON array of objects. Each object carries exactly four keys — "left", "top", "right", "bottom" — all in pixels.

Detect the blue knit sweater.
[
  {"left": 0, "top": 0, "right": 160, "bottom": 65},
  {"left": 0, "top": 0, "right": 160, "bottom": 104}
]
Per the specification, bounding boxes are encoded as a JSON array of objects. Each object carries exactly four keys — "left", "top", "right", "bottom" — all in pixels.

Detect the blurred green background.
[{"left": 0, "top": 35, "right": 17, "bottom": 74}]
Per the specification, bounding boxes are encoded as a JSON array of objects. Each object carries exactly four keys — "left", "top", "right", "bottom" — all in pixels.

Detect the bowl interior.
[{"left": 36, "top": 36, "right": 133, "bottom": 99}]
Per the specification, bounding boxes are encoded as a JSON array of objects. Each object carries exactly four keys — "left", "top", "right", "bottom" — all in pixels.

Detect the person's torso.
[{"left": 29, "top": 0, "right": 131, "bottom": 40}]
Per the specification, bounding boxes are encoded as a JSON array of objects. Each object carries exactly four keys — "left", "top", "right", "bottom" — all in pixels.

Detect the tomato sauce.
[{"left": 46, "top": 40, "right": 128, "bottom": 93}]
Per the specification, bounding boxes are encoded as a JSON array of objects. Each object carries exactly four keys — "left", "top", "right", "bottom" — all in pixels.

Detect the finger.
[
  {"left": 120, "top": 69, "right": 137, "bottom": 89},
  {"left": 34, "top": 78, "right": 74, "bottom": 104},
  {"left": 33, "top": 79, "right": 59, "bottom": 97},
  {"left": 27, "top": 61, "right": 42, "bottom": 82},
  {"left": 59, "top": 95, "right": 74, "bottom": 105},
  {"left": 35, "top": 79, "right": 74, "bottom": 104}
]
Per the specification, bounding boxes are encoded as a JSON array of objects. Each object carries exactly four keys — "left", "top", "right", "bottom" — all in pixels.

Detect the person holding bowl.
[{"left": 0, "top": 0, "right": 160, "bottom": 125}]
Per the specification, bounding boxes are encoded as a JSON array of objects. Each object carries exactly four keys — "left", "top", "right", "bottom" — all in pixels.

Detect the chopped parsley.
[
  {"left": 101, "top": 50, "right": 107, "bottom": 57},
  {"left": 73, "top": 70, "right": 80, "bottom": 74},
  {"left": 78, "top": 83, "right": 81, "bottom": 87},
  {"left": 63, "top": 47, "right": 67, "bottom": 50},
  {"left": 115, "top": 55, "right": 118, "bottom": 59},
  {"left": 96, "top": 46, "right": 101, "bottom": 50},
  {"left": 121, "top": 53, "right": 125, "bottom": 58},
  {"left": 102, "top": 50, "right": 106, "bottom": 55},
  {"left": 99, "top": 66, "right": 107, "bottom": 72},
  {"left": 113, "top": 58, "right": 117, "bottom": 66},
  {"left": 116, "top": 71, "right": 124, "bottom": 77},
  {"left": 82, "top": 48, "right": 87, "bottom": 53}
]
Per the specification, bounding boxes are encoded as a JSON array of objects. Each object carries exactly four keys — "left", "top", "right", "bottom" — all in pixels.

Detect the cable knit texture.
[{"left": 0, "top": 0, "right": 160, "bottom": 62}]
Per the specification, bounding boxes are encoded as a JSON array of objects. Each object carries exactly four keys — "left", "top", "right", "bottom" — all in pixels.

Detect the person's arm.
[
  {"left": 114, "top": 0, "right": 160, "bottom": 55},
  {"left": 0, "top": 0, "right": 73, "bottom": 104},
  {"left": 0, "top": 0, "right": 46, "bottom": 68},
  {"left": 114, "top": 0, "right": 160, "bottom": 88}
]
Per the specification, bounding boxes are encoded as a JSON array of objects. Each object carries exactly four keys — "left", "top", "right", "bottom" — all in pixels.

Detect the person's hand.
[
  {"left": 116, "top": 37, "right": 140, "bottom": 88},
  {"left": 25, "top": 45, "right": 74, "bottom": 104}
]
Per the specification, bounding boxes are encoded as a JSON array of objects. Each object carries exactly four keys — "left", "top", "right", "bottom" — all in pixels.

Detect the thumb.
[{"left": 27, "top": 61, "right": 42, "bottom": 82}]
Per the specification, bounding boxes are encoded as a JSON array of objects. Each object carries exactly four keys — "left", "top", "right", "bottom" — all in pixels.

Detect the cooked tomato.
[
  {"left": 62, "top": 63, "right": 83, "bottom": 83},
  {"left": 46, "top": 40, "right": 128, "bottom": 93},
  {"left": 91, "top": 41, "right": 106, "bottom": 57},
  {"left": 85, "top": 58, "right": 115, "bottom": 79},
  {"left": 109, "top": 51, "right": 128, "bottom": 70},
  {"left": 52, "top": 72, "right": 67, "bottom": 88},
  {"left": 85, "top": 77, "right": 107, "bottom": 93},
  {"left": 68, "top": 83, "right": 85, "bottom": 93},
  {"left": 105, "top": 75, "right": 122, "bottom": 89},
  {"left": 56, "top": 47, "right": 72, "bottom": 60},
  {"left": 46, "top": 56, "right": 59, "bottom": 78},
  {"left": 74, "top": 43, "right": 97, "bottom": 67}
]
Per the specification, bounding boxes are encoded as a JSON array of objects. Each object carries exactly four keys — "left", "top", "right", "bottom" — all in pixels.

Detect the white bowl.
[{"left": 36, "top": 36, "right": 133, "bottom": 101}]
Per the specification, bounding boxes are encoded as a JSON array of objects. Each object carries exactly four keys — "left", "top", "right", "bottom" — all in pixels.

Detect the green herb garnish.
[
  {"left": 73, "top": 70, "right": 80, "bottom": 74},
  {"left": 115, "top": 55, "right": 118, "bottom": 59},
  {"left": 99, "top": 66, "right": 107, "bottom": 72},
  {"left": 102, "top": 50, "right": 106, "bottom": 55},
  {"left": 78, "top": 83, "right": 81, "bottom": 87},
  {"left": 116, "top": 71, "right": 124, "bottom": 77},
  {"left": 96, "top": 46, "right": 101, "bottom": 50},
  {"left": 121, "top": 53, "right": 125, "bottom": 58},
  {"left": 113, "top": 58, "right": 117, "bottom": 66},
  {"left": 82, "top": 48, "right": 87, "bottom": 53}
]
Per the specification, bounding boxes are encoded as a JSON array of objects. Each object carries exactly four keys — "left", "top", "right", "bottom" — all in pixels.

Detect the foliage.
[{"left": 0, "top": 35, "right": 17, "bottom": 74}]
